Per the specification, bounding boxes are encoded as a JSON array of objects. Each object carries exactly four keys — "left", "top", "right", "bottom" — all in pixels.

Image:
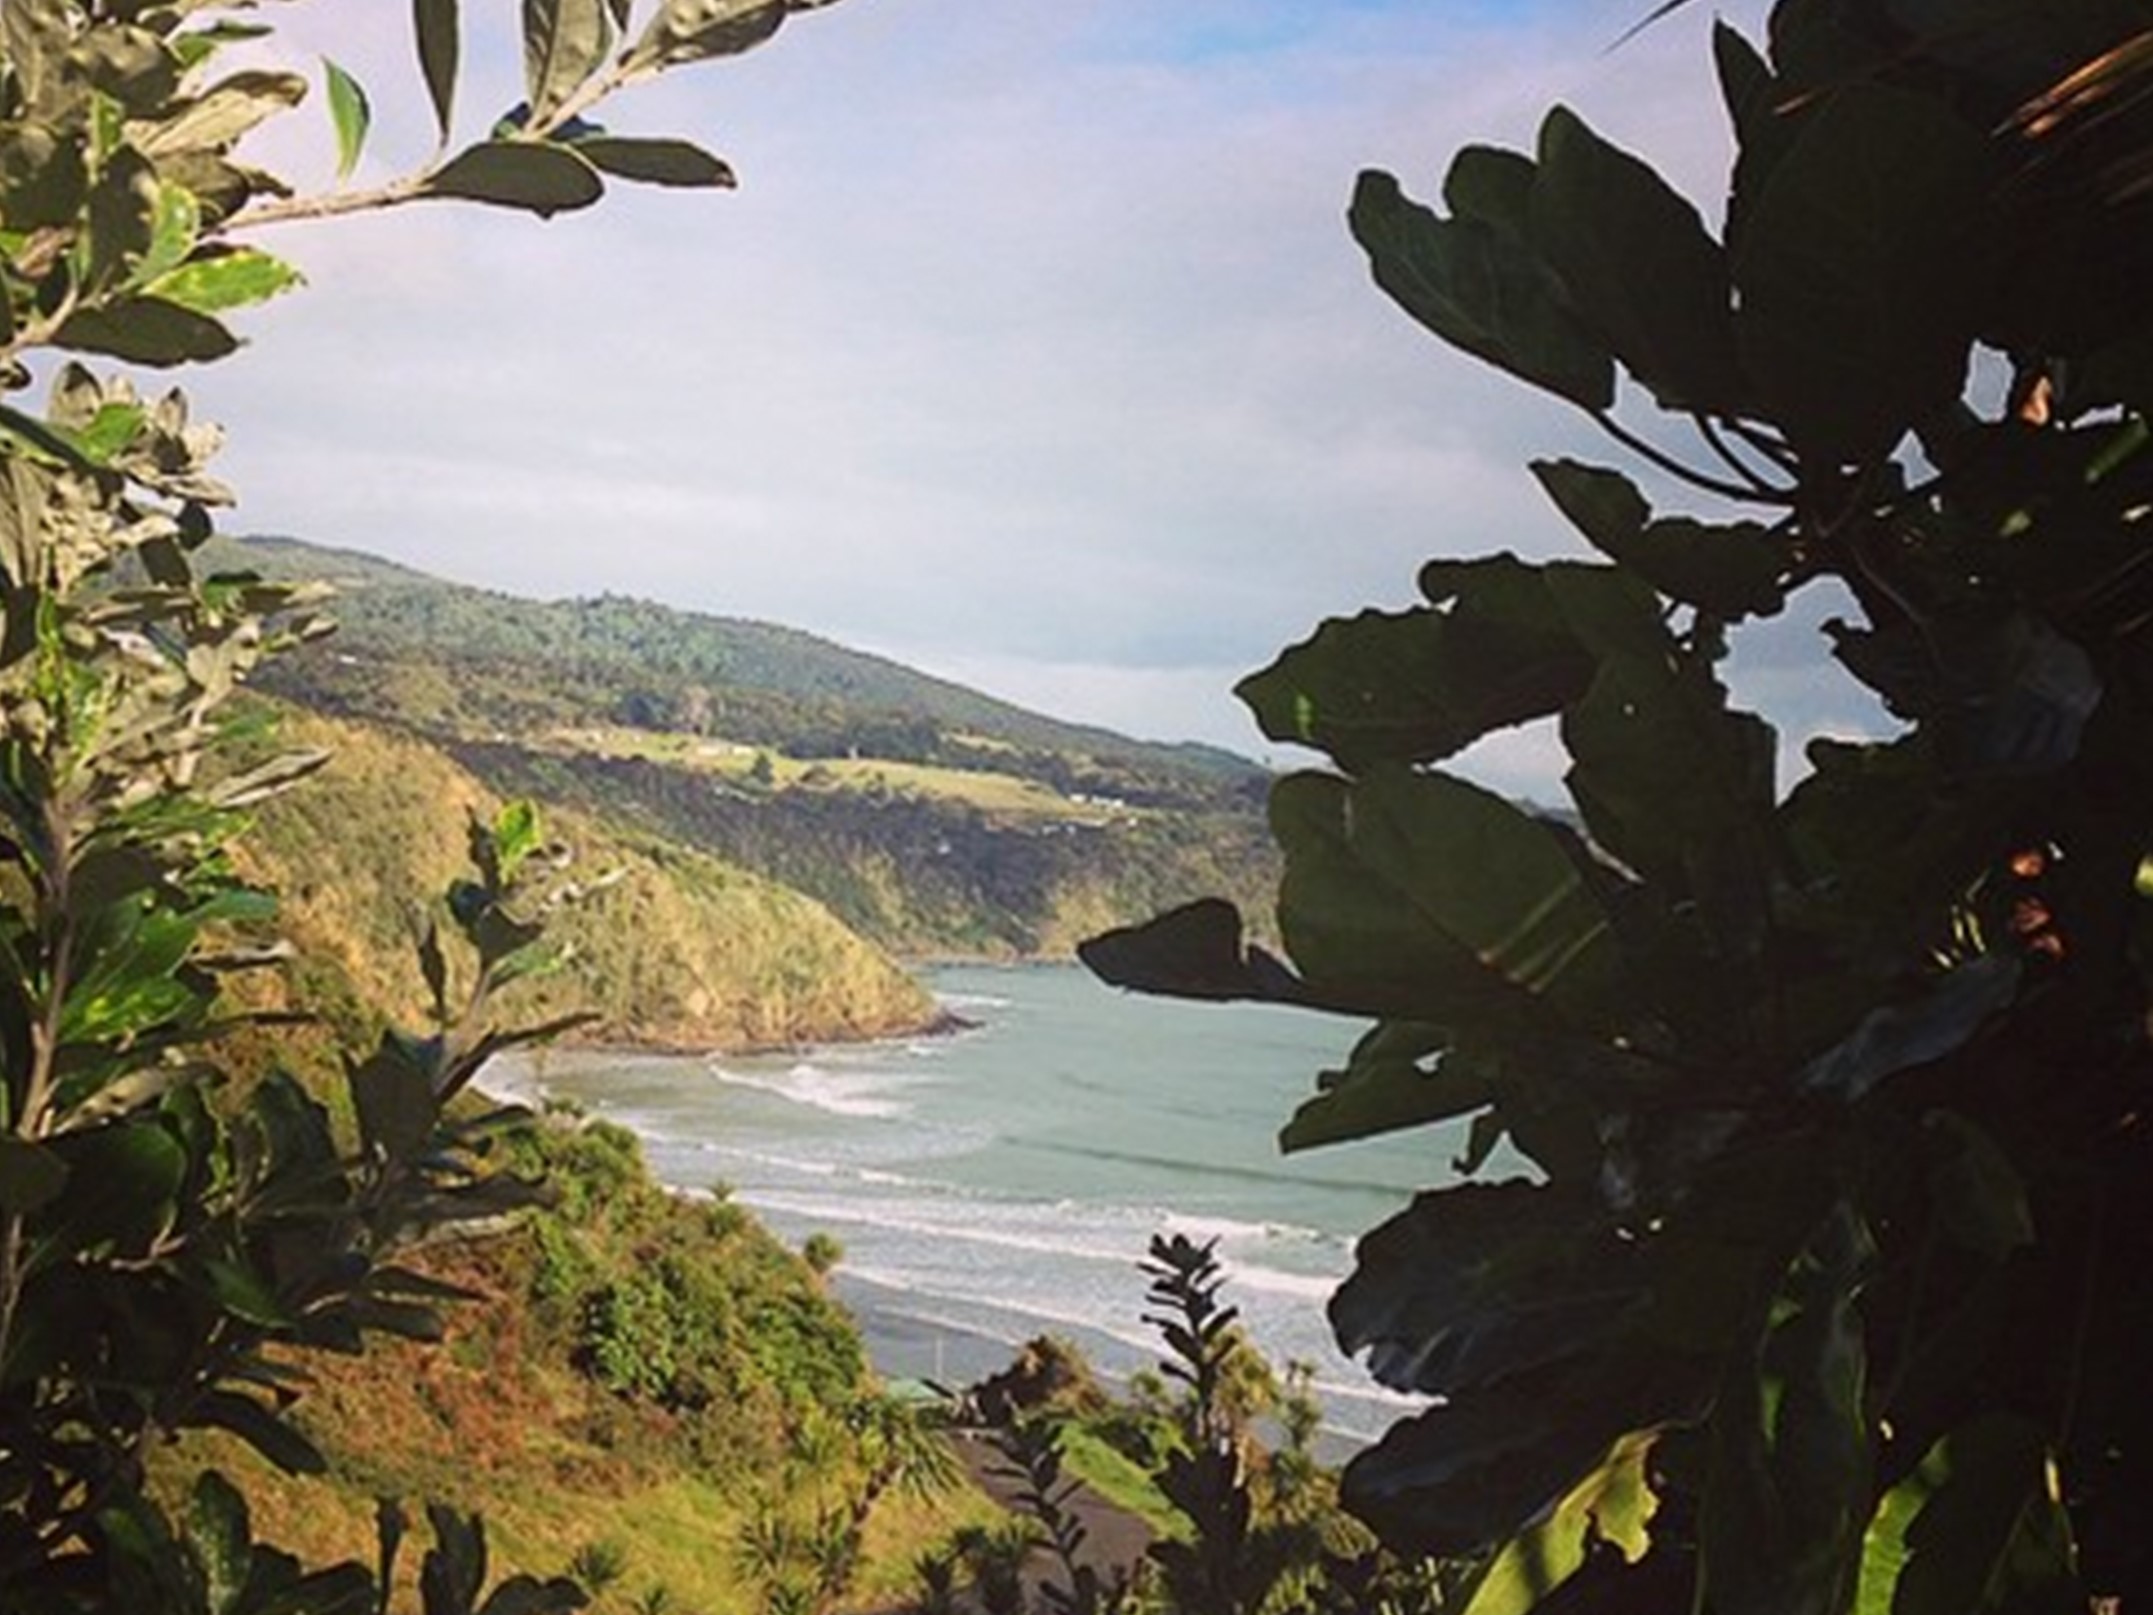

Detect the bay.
[{"left": 492, "top": 962, "right": 1465, "bottom": 1443}]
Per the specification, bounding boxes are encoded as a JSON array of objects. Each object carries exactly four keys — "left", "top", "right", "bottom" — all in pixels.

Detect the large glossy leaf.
[
  {"left": 522, "top": 0, "right": 612, "bottom": 122},
  {"left": 37, "top": 1119, "right": 187, "bottom": 1256},
  {"left": 1854, "top": 1414, "right": 2078, "bottom": 1615},
  {"left": 1797, "top": 956, "right": 2021, "bottom": 1103},
  {"left": 349, "top": 1042, "right": 440, "bottom": 1164},
  {"left": 1350, "top": 168, "right": 1614, "bottom": 410},
  {"left": 1829, "top": 611, "right": 2100, "bottom": 780},
  {"left": 1339, "top": 1352, "right": 1705, "bottom": 1560},
  {"left": 421, "top": 140, "right": 603, "bottom": 216},
  {"left": 1332, "top": 1181, "right": 1643, "bottom": 1398},
  {"left": 1529, "top": 107, "right": 1744, "bottom": 412},
  {"left": 1532, "top": 459, "right": 1787, "bottom": 620},
  {"left": 1079, "top": 897, "right": 1318, "bottom": 1007},
  {"left": 1548, "top": 564, "right": 1777, "bottom": 960},
  {"left": 1235, "top": 561, "right": 1594, "bottom": 771},
  {"left": 1279, "top": 1021, "right": 1481, "bottom": 1152},
  {"left": 1273, "top": 766, "right": 1626, "bottom": 1031},
  {"left": 1462, "top": 1431, "right": 1660, "bottom": 1615},
  {"left": 1732, "top": 83, "right": 1997, "bottom": 463}
]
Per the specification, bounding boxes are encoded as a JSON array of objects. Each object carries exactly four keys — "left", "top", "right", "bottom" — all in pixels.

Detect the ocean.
[{"left": 490, "top": 963, "right": 1464, "bottom": 1444}]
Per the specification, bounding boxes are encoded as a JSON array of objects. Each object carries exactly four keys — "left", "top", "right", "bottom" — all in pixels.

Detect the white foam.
[{"left": 707, "top": 1060, "right": 916, "bottom": 1119}]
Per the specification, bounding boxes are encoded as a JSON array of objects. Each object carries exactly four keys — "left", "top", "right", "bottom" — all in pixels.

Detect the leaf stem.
[{"left": 1589, "top": 409, "right": 1799, "bottom": 507}]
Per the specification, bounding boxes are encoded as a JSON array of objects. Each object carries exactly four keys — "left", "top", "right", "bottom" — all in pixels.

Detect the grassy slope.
[
  {"left": 162, "top": 1117, "right": 998, "bottom": 1613},
  {"left": 233, "top": 704, "right": 936, "bottom": 1051}
]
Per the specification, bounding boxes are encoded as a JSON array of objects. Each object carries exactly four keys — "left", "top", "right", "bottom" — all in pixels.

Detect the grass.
[
  {"left": 538, "top": 724, "right": 1134, "bottom": 825},
  {"left": 1050, "top": 1423, "right": 1187, "bottom": 1541}
]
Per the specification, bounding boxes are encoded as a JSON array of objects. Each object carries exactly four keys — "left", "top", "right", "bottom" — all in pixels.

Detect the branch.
[{"left": 212, "top": 173, "right": 432, "bottom": 235}]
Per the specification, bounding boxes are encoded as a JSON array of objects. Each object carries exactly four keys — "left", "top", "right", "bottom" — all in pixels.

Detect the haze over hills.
[{"left": 224, "top": 535, "right": 1280, "bottom": 974}]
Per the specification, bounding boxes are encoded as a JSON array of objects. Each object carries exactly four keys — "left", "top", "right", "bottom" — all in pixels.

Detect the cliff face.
[{"left": 236, "top": 704, "right": 936, "bottom": 1053}]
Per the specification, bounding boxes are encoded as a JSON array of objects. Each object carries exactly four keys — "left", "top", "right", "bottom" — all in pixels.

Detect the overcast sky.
[{"left": 193, "top": 0, "right": 1882, "bottom": 796}]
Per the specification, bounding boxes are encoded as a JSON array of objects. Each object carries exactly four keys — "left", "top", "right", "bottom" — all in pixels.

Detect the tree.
[
  {"left": 0, "top": 1, "right": 852, "bottom": 1606},
  {"left": 1085, "top": 2, "right": 2153, "bottom": 1611}
]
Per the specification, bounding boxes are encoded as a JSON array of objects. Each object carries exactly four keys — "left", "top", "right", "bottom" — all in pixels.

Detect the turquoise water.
[{"left": 493, "top": 963, "right": 1465, "bottom": 1442}]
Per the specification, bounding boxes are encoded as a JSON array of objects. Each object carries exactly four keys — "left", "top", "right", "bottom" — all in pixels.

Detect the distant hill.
[
  {"left": 220, "top": 536, "right": 1281, "bottom": 961},
  {"left": 224, "top": 536, "right": 1261, "bottom": 801}
]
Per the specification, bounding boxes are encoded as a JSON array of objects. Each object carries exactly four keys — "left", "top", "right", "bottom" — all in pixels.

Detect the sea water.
[{"left": 491, "top": 963, "right": 1470, "bottom": 1444}]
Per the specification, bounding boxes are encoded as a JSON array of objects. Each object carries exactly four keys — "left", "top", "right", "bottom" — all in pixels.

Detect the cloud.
[{"left": 192, "top": 0, "right": 1801, "bottom": 794}]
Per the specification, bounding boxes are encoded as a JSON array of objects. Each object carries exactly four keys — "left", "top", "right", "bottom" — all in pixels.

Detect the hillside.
[
  {"left": 222, "top": 536, "right": 1282, "bottom": 959},
  {"left": 232, "top": 705, "right": 938, "bottom": 1051},
  {"left": 226, "top": 535, "right": 1260, "bottom": 798}
]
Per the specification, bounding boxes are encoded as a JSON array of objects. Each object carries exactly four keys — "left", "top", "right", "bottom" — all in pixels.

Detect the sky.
[{"left": 192, "top": 0, "right": 1885, "bottom": 797}]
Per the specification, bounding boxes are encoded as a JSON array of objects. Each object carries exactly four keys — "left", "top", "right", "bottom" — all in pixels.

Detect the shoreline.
[{"left": 539, "top": 1003, "right": 980, "bottom": 1063}]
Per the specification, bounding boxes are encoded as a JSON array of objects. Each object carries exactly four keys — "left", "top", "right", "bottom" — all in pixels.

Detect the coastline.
[
  {"left": 544, "top": 1002, "right": 978, "bottom": 1062},
  {"left": 486, "top": 962, "right": 1413, "bottom": 1458}
]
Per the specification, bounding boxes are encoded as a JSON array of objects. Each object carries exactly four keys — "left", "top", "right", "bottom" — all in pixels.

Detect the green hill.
[
  {"left": 234, "top": 705, "right": 938, "bottom": 1052},
  {"left": 221, "top": 536, "right": 1282, "bottom": 959}
]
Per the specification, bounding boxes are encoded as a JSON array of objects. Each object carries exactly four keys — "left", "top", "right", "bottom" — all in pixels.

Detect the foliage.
[
  {"left": 212, "top": 534, "right": 1279, "bottom": 959},
  {"left": 238, "top": 702, "right": 934, "bottom": 1050},
  {"left": 1084, "top": 2, "right": 2153, "bottom": 1612},
  {"left": 0, "top": 0, "right": 861, "bottom": 1605}
]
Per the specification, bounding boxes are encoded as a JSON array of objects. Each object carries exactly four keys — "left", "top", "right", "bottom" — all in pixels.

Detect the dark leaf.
[
  {"left": 0, "top": 1136, "right": 69, "bottom": 1215},
  {"left": 1331, "top": 1181, "right": 1643, "bottom": 1398},
  {"left": 1921, "top": 1110, "right": 2035, "bottom": 1261},
  {"left": 1236, "top": 569, "right": 1595, "bottom": 770},
  {"left": 1078, "top": 898, "right": 1315, "bottom": 1007},
  {"left": 421, "top": 141, "right": 603, "bottom": 217},
  {"left": 1732, "top": 83, "right": 1997, "bottom": 464},
  {"left": 55, "top": 299, "right": 239, "bottom": 366},
  {"left": 573, "top": 134, "right": 734, "bottom": 187},
  {"left": 1273, "top": 766, "right": 1626, "bottom": 1031},
  {"left": 1349, "top": 167, "right": 1614, "bottom": 410},
  {"left": 475, "top": 1578, "right": 587, "bottom": 1615},
  {"left": 348, "top": 1043, "right": 439, "bottom": 1163},
  {"left": 1279, "top": 1021, "right": 1485, "bottom": 1153},
  {"left": 1529, "top": 106, "right": 1744, "bottom": 412},
  {"left": 414, "top": 0, "right": 460, "bottom": 142},
  {"left": 1855, "top": 1414, "right": 2077, "bottom": 1615},
  {"left": 186, "top": 1471, "right": 252, "bottom": 1614},
  {"left": 1532, "top": 459, "right": 1787, "bottom": 620},
  {"left": 1797, "top": 956, "right": 2021, "bottom": 1102},
  {"left": 1701, "top": 1203, "right": 1873, "bottom": 1615},
  {"left": 190, "top": 1391, "right": 327, "bottom": 1475}
]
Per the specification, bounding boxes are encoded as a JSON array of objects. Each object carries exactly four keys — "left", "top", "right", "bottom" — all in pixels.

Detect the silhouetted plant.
[{"left": 1086, "top": 0, "right": 2153, "bottom": 1608}]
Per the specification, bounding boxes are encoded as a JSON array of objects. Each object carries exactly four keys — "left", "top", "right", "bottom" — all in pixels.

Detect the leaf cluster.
[{"left": 1084, "top": 3, "right": 2153, "bottom": 1612}]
